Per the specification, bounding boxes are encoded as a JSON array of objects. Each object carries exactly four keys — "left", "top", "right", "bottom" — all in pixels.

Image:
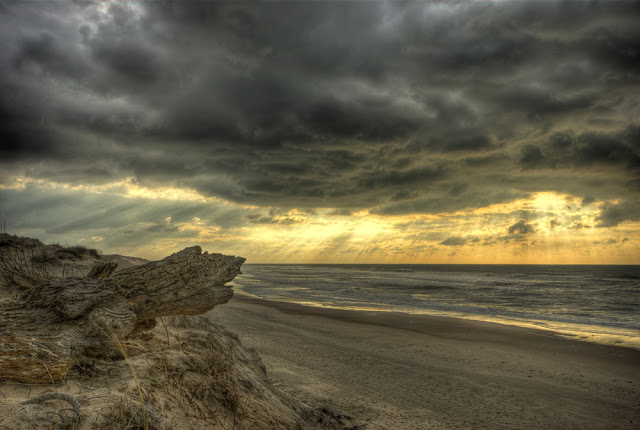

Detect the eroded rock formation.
[{"left": 0, "top": 246, "right": 245, "bottom": 383}]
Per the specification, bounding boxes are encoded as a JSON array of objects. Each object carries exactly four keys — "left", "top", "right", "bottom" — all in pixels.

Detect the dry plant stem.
[
  {"left": 22, "top": 392, "right": 82, "bottom": 428},
  {"left": 160, "top": 317, "right": 170, "bottom": 348},
  {"left": 107, "top": 327, "right": 149, "bottom": 430},
  {"left": 62, "top": 259, "right": 86, "bottom": 279},
  {"left": 0, "top": 247, "right": 54, "bottom": 289}
]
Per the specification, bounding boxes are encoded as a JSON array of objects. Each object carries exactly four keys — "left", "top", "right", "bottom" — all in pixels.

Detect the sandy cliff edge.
[{"left": 0, "top": 234, "right": 357, "bottom": 430}]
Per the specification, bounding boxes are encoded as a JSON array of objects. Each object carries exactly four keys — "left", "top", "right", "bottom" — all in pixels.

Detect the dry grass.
[
  {"left": 0, "top": 235, "right": 100, "bottom": 290},
  {"left": 97, "top": 395, "right": 163, "bottom": 430},
  {"left": 54, "top": 245, "right": 100, "bottom": 261},
  {"left": 106, "top": 327, "right": 149, "bottom": 430},
  {"left": 12, "top": 315, "right": 332, "bottom": 430},
  {"left": 141, "top": 316, "right": 249, "bottom": 428},
  {"left": 0, "top": 245, "right": 55, "bottom": 289},
  {"left": 22, "top": 392, "right": 82, "bottom": 429}
]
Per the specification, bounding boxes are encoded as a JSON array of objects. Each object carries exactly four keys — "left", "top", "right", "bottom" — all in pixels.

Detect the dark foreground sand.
[{"left": 209, "top": 296, "right": 640, "bottom": 430}]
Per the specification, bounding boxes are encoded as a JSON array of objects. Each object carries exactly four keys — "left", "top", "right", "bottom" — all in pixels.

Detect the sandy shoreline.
[{"left": 209, "top": 295, "right": 640, "bottom": 430}]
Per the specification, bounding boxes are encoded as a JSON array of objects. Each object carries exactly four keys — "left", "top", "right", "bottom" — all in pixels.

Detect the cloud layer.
[{"left": 1, "top": 1, "right": 638, "bottom": 262}]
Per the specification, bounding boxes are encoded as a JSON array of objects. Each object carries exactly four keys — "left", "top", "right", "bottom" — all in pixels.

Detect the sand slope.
[{"left": 0, "top": 235, "right": 349, "bottom": 429}]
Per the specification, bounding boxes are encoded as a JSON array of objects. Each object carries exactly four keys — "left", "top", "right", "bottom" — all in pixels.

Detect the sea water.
[{"left": 233, "top": 264, "right": 640, "bottom": 349}]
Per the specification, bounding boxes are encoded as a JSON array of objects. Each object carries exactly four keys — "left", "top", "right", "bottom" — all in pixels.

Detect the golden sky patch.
[{"left": 2, "top": 179, "right": 637, "bottom": 264}]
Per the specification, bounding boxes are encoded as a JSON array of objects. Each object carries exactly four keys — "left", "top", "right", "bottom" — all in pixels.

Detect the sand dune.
[{"left": 0, "top": 235, "right": 347, "bottom": 430}]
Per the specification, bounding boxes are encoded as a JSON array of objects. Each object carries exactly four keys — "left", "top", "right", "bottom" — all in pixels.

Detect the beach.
[{"left": 209, "top": 295, "right": 640, "bottom": 430}]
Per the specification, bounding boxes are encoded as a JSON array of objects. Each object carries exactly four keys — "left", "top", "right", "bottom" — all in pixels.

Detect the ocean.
[{"left": 233, "top": 264, "right": 640, "bottom": 349}]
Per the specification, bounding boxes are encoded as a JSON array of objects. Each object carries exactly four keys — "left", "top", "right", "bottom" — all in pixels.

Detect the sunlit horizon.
[{"left": 3, "top": 178, "right": 637, "bottom": 265}]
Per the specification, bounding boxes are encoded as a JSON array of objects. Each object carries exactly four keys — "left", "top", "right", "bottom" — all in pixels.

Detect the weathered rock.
[{"left": 0, "top": 246, "right": 244, "bottom": 383}]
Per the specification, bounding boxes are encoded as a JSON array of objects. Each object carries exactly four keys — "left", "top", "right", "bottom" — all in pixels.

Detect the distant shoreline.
[{"left": 232, "top": 293, "right": 640, "bottom": 353}]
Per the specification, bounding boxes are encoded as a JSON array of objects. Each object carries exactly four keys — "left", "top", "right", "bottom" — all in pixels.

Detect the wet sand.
[{"left": 208, "top": 295, "right": 640, "bottom": 430}]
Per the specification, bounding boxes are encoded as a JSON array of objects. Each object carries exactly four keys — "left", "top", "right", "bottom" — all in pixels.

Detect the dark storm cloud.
[
  {"left": 491, "top": 219, "right": 539, "bottom": 243},
  {"left": 596, "top": 201, "right": 638, "bottom": 227},
  {"left": 440, "top": 236, "right": 467, "bottom": 247},
  {"left": 407, "top": 131, "right": 495, "bottom": 154},
  {"left": 357, "top": 164, "right": 447, "bottom": 189},
  {"left": 1, "top": 1, "right": 639, "bottom": 214},
  {"left": 497, "top": 86, "right": 598, "bottom": 119},
  {"left": 12, "top": 32, "right": 88, "bottom": 80},
  {"left": 520, "top": 127, "right": 640, "bottom": 170},
  {"left": 373, "top": 187, "right": 529, "bottom": 216},
  {"left": 91, "top": 41, "right": 159, "bottom": 85},
  {"left": 507, "top": 220, "right": 536, "bottom": 235},
  {"left": 0, "top": 104, "right": 60, "bottom": 161}
]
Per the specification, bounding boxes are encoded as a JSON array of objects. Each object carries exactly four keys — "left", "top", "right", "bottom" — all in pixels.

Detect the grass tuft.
[{"left": 106, "top": 327, "right": 149, "bottom": 430}]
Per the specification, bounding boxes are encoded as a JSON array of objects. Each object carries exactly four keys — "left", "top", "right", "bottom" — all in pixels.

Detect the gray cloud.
[
  {"left": 568, "top": 221, "right": 589, "bottom": 230},
  {"left": 327, "top": 208, "right": 353, "bottom": 217},
  {"left": 1, "top": 0, "right": 638, "bottom": 216},
  {"left": 244, "top": 209, "right": 309, "bottom": 226},
  {"left": 12, "top": 32, "right": 88, "bottom": 80},
  {"left": 508, "top": 220, "right": 537, "bottom": 236},
  {"left": 520, "top": 127, "right": 640, "bottom": 170},
  {"left": 440, "top": 236, "right": 467, "bottom": 247},
  {"left": 596, "top": 201, "right": 638, "bottom": 227},
  {"left": 0, "top": 185, "right": 251, "bottom": 245}
]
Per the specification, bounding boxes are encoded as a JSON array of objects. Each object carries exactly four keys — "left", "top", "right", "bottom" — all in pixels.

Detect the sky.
[{"left": 0, "top": 1, "right": 638, "bottom": 264}]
